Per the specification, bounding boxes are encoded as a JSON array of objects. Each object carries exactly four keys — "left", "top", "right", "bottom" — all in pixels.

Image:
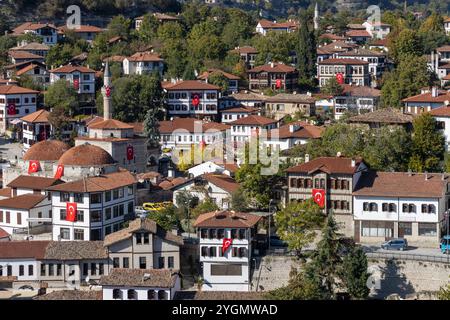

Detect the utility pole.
[{"left": 268, "top": 199, "right": 273, "bottom": 252}]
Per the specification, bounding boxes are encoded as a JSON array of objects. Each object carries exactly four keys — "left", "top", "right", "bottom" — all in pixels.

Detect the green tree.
[
  {"left": 438, "top": 282, "right": 450, "bottom": 300},
  {"left": 296, "top": 10, "right": 317, "bottom": 88},
  {"left": 409, "top": 112, "right": 445, "bottom": 172},
  {"left": 274, "top": 199, "right": 324, "bottom": 256},
  {"left": 231, "top": 188, "right": 249, "bottom": 212},
  {"left": 45, "top": 79, "right": 79, "bottom": 114},
  {"left": 107, "top": 15, "right": 132, "bottom": 40},
  {"left": 321, "top": 77, "right": 344, "bottom": 96},
  {"left": 138, "top": 13, "right": 159, "bottom": 43},
  {"left": 340, "top": 245, "right": 370, "bottom": 299},
  {"left": 207, "top": 72, "right": 229, "bottom": 94},
  {"left": 381, "top": 55, "right": 432, "bottom": 108},
  {"left": 253, "top": 31, "right": 297, "bottom": 66},
  {"left": 191, "top": 198, "right": 219, "bottom": 219},
  {"left": 389, "top": 28, "right": 423, "bottom": 64},
  {"left": 148, "top": 205, "right": 180, "bottom": 231}
]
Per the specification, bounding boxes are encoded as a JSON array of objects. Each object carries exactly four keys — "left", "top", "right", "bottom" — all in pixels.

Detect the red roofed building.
[
  {"left": 123, "top": 51, "right": 164, "bottom": 76},
  {"left": 11, "top": 22, "right": 58, "bottom": 45},
  {"left": 49, "top": 65, "right": 96, "bottom": 109},
  {"left": 229, "top": 46, "right": 258, "bottom": 69},
  {"left": 57, "top": 25, "right": 103, "bottom": 42},
  {"left": 345, "top": 29, "right": 371, "bottom": 44},
  {"left": 402, "top": 87, "right": 450, "bottom": 114},
  {"left": 264, "top": 121, "right": 324, "bottom": 151},
  {"left": 163, "top": 80, "right": 221, "bottom": 121},
  {"left": 256, "top": 19, "right": 298, "bottom": 36},
  {"left": 197, "top": 69, "right": 240, "bottom": 94},
  {"left": 247, "top": 62, "right": 298, "bottom": 92},
  {"left": 220, "top": 106, "right": 260, "bottom": 123},
  {"left": 286, "top": 156, "right": 368, "bottom": 236},
  {"left": 318, "top": 58, "right": 370, "bottom": 87},
  {"left": 229, "top": 115, "right": 278, "bottom": 143}
]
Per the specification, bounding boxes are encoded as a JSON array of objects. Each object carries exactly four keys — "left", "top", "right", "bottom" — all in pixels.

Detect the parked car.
[
  {"left": 381, "top": 238, "right": 408, "bottom": 251},
  {"left": 269, "top": 235, "right": 288, "bottom": 247},
  {"left": 440, "top": 235, "right": 450, "bottom": 254}
]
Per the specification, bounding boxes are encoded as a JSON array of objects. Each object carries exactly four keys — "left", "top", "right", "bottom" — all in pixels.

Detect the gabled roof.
[
  {"left": 248, "top": 63, "right": 297, "bottom": 73},
  {"left": 257, "top": 19, "right": 298, "bottom": 29},
  {"left": 127, "top": 51, "right": 163, "bottom": 62},
  {"left": 21, "top": 109, "right": 49, "bottom": 123},
  {"left": 10, "top": 42, "right": 50, "bottom": 51},
  {"left": 88, "top": 119, "right": 133, "bottom": 130},
  {"left": 0, "top": 193, "right": 47, "bottom": 210},
  {"left": 15, "top": 63, "right": 46, "bottom": 76},
  {"left": 429, "top": 106, "right": 450, "bottom": 117},
  {"left": 339, "top": 85, "right": 381, "bottom": 97},
  {"left": 8, "top": 51, "right": 43, "bottom": 60},
  {"left": 226, "top": 92, "right": 267, "bottom": 101},
  {"left": 159, "top": 118, "right": 229, "bottom": 134},
  {"left": 437, "top": 45, "right": 450, "bottom": 52},
  {"left": 268, "top": 121, "right": 324, "bottom": 140},
  {"left": 0, "top": 85, "right": 39, "bottom": 95},
  {"left": 338, "top": 48, "right": 385, "bottom": 57},
  {"left": 229, "top": 114, "right": 277, "bottom": 126},
  {"left": 50, "top": 65, "right": 96, "bottom": 73},
  {"left": 198, "top": 68, "right": 240, "bottom": 81},
  {"left": 402, "top": 90, "right": 450, "bottom": 103},
  {"left": 221, "top": 106, "right": 259, "bottom": 114},
  {"left": 194, "top": 210, "right": 261, "bottom": 228},
  {"left": 47, "top": 170, "right": 136, "bottom": 193},
  {"left": 12, "top": 22, "right": 57, "bottom": 35},
  {"left": 58, "top": 25, "right": 103, "bottom": 34},
  {"left": 286, "top": 157, "right": 363, "bottom": 175},
  {"left": 265, "top": 93, "right": 316, "bottom": 103},
  {"left": 319, "top": 33, "right": 347, "bottom": 41},
  {"left": 347, "top": 108, "right": 414, "bottom": 124},
  {"left": 7, "top": 175, "right": 63, "bottom": 189},
  {"left": 44, "top": 241, "right": 108, "bottom": 260},
  {"left": 172, "top": 173, "right": 240, "bottom": 194},
  {"left": 162, "top": 80, "right": 220, "bottom": 91},
  {"left": 346, "top": 30, "right": 371, "bottom": 37},
  {"left": 353, "top": 171, "right": 449, "bottom": 198},
  {"left": 100, "top": 268, "right": 179, "bottom": 288},
  {"left": 103, "top": 217, "right": 183, "bottom": 247}
]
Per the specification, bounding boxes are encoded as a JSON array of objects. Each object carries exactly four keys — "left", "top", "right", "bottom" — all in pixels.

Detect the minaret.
[
  {"left": 101, "top": 61, "right": 112, "bottom": 120},
  {"left": 314, "top": 2, "right": 319, "bottom": 31}
]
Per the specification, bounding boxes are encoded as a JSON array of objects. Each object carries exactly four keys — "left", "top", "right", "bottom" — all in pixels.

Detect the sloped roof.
[
  {"left": 58, "top": 144, "right": 115, "bottom": 166},
  {"left": 12, "top": 22, "right": 57, "bottom": 35},
  {"left": 50, "top": 65, "right": 96, "bottom": 73},
  {"left": 21, "top": 109, "right": 49, "bottom": 123},
  {"left": 258, "top": 19, "right": 298, "bottom": 29},
  {"left": 347, "top": 108, "right": 414, "bottom": 124},
  {"left": 268, "top": 121, "right": 324, "bottom": 140},
  {"left": 230, "top": 46, "right": 258, "bottom": 54},
  {"left": 103, "top": 217, "right": 183, "bottom": 247},
  {"left": 8, "top": 51, "right": 44, "bottom": 60},
  {"left": 44, "top": 241, "right": 108, "bottom": 260},
  {"left": 319, "top": 58, "right": 368, "bottom": 65},
  {"left": 229, "top": 114, "right": 277, "bottom": 126},
  {"left": 0, "top": 194, "right": 46, "bottom": 210},
  {"left": 198, "top": 68, "right": 240, "bottom": 80},
  {"left": 15, "top": 63, "right": 45, "bottom": 76},
  {"left": 7, "top": 175, "right": 63, "bottom": 189},
  {"left": 402, "top": 90, "right": 450, "bottom": 103},
  {"left": 162, "top": 80, "right": 220, "bottom": 91},
  {"left": 340, "top": 85, "right": 381, "bottom": 97},
  {"left": 100, "top": 268, "right": 179, "bottom": 288},
  {"left": 127, "top": 51, "right": 163, "bottom": 62},
  {"left": 10, "top": 42, "right": 50, "bottom": 51},
  {"left": 339, "top": 48, "right": 384, "bottom": 57},
  {"left": 248, "top": 63, "right": 297, "bottom": 73},
  {"left": 88, "top": 119, "right": 133, "bottom": 130},
  {"left": 159, "top": 118, "right": 229, "bottom": 134},
  {"left": 0, "top": 241, "right": 50, "bottom": 259},
  {"left": 286, "top": 156, "right": 363, "bottom": 174},
  {"left": 265, "top": 93, "right": 316, "bottom": 103},
  {"left": 23, "top": 140, "right": 70, "bottom": 161},
  {"left": 353, "top": 171, "right": 449, "bottom": 198},
  {"left": 0, "top": 85, "right": 39, "bottom": 95},
  {"left": 34, "top": 290, "right": 102, "bottom": 300},
  {"left": 194, "top": 210, "right": 261, "bottom": 228},
  {"left": 346, "top": 30, "right": 371, "bottom": 37},
  {"left": 429, "top": 106, "right": 450, "bottom": 117}
]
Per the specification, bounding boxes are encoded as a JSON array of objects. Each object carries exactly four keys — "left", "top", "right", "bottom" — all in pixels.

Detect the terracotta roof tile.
[
  {"left": 222, "top": 106, "right": 259, "bottom": 114},
  {"left": 203, "top": 173, "right": 240, "bottom": 193},
  {"left": 0, "top": 188, "right": 11, "bottom": 199},
  {"left": 100, "top": 268, "right": 179, "bottom": 288},
  {"left": 10, "top": 42, "right": 49, "bottom": 51},
  {"left": 34, "top": 290, "right": 102, "bottom": 300},
  {"left": 265, "top": 93, "right": 316, "bottom": 103},
  {"left": 0, "top": 227, "right": 9, "bottom": 239},
  {"left": 21, "top": 109, "right": 49, "bottom": 123},
  {"left": 0, "top": 85, "right": 39, "bottom": 95},
  {"left": 258, "top": 19, "right": 298, "bottom": 29},
  {"left": 340, "top": 85, "right": 381, "bottom": 97},
  {"left": 127, "top": 51, "right": 163, "bottom": 62},
  {"left": 338, "top": 48, "right": 384, "bottom": 57},
  {"left": 7, "top": 175, "right": 63, "bottom": 189},
  {"left": 402, "top": 91, "right": 450, "bottom": 103},
  {"left": 346, "top": 30, "right": 371, "bottom": 37},
  {"left": 319, "top": 58, "right": 368, "bottom": 65},
  {"left": 58, "top": 25, "right": 103, "bottom": 33},
  {"left": 0, "top": 193, "right": 46, "bottom": 210},
  {"left": 437, "top": 45, "right": 450, "bottom": 52},
  {"left": 8, "top": 51, "right": 44, "bottom": 60},
  {"left": 348, "top": 108, "right": 414, "bottom": 124},
  {"left": 248, "top": 63, "right": 297, "bottom": 73},
  {"left": 159, "top": 118, "right": 229, "bottom": 134},
  {"left": 229, "top": 115, "right": 277, "bottom": 126},
  {"left": 12, "top": 22, "right": 57, "bottom": 35},
  {"left": 23, "top": 140, "right": 70, "bottom": 161},
  {"left": 58, "top": 144, "right": 115, "bottom": 166},
  {"left": 193, "top": 210, "right": 261, "bottom": 228},
  {"left": 162, "top": 80, "right": 220, "bottom": 91},
  {"left": 268, "top": 121, "right": 324, "bottom": 139},
  {"left": 198, "top": 69, "right": 240, "bottom": 81},
  {"left": 353, "top": 171, "right": 449, "bottom": 197},
  {"left": 44, "top": 241, "right": 108, "bottom": 260},
  {"left": 50, "top": 65, "right": 96, "bottom": 73},
  {"left": 286, "top": 156, "right": 363, "bottom": 174},
  {"left": 88, "top": 119, "right": 133, "bottom": 130},
  {"left": 0, "top": 241, "right": 50, "bottom": 259}
]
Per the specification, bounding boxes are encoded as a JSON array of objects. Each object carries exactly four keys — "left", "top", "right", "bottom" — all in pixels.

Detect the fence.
[{"left": 366, "top": 251, "right": 450, "bottom": 264}]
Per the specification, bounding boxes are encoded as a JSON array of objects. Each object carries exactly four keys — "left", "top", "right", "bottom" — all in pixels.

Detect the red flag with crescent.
[
  {"left": 336, "top": 73, "right": 344, "bottom": 85},
  {"left": 126, "top": 145, "right": 134, "bottom": 160},
  {"left": 28, "top": 160, "right": 40, "bottom": 174},
  {"left": 66, "top": 202, "right": 77, "bottom": 222},
  {"left": 222, "top": 238, "right": 232, "bottom": 254},
  {"left": 54, "top": 164, "right": 64, "bottom": 179},
  {"left": 73, "top": 79, "right": 79, "bottom": 90},
  {"left": 105, "top": 86, "right": 111, "bottom": 97},
  {"left": 192, "top": 93, "right": 200, "bottom": 107},
  {"left": 199, "top": 140, "right": 206, "bottom": 150},
  {"left": 7, "top": 103, "right": 16, "bottom": 115},
  {"left": 275, "top": 79, "right": 282, "bottom": 89},
  {"left": 312, "top": 189, "right": 325, "bottom": 208}
]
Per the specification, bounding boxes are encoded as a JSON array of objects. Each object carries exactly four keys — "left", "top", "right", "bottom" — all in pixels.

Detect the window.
[
  {"left": 147, "top": 290, "right": 156, "bottom": 300},
  {"left": 113, "top": 206, "right": 119, "bottom": 218},
  {"left": 230, "top": 229, "right": 237, "bottom": 239},
  {"left": 90, "top": 210, "right": 101, "bottom": 223},
  {"left": 99, "top": 263, "right": 104, "bottom": 275},
  {"left": 143, "top": 233, "right": 149, "bottom": 244},
  {"left": 74, "top": 228, "right": 84, "bottom": 240},
  {"left": 361, "top": 221, "right": 393, "bottom": 237},
  {"left": 209, "top": 229, "right": 217, "bottom": 239},
  {"left": 127, "top": 186, "right": 134, "bottom": 195},
  {"left": 105, "top": 208, "right": 111, "bottom": 220},
  {"left": 83, "top": 263, "right": 88, "bottom": 276},
  {"left": 105, "top": 191, "right": 111, "bottom": 202},
  {"left": 399, "top": 222, "right": 412, "bottom": 236},
  {"left": 7, "top": 265, "right": 12, "bottom": 276},
  {"left": 17, "top": 212, "right": 21, "bottom": 225},
  {"left": 60, "top": 209, "right": 66, "bottom": 221},
  {"left": 123, "top": 257, "right": 129, "bottom": 268},
  {"left": 201, "top": 246, "right": 208, "bottom": 256},
  {"left": 217, "top": 229, "right": 225, "bottom": 239},
  {"left": 60, "top": 228, "right": 70, "bottom": 240},
  {"left": 40, "top": 264, "right": 45, "bottom": 276},
  {"left": 74, "top": 193, "right": 83, "bottom": 203},
  {"left": 139, "top": 257, "right": 146, "bottom": 269},
  {"left": 90, "top": 193, "right": 102, "bottom": 204},
  {"left": 422, "top": 204, "right": 436, "bottom": 214},
  {"left": 113, "top": 258, "right": 120, "bottom": 268},
  {"left": 77, "top": 210, "right": 84, "bottom": 222},
  {"left": 369, "top": 203, "right": 378, "bottom": 212},
  {"left": 210, "top": 264, "right": 242, "bottom": 276},
  {"left": 118, "top": 188, "right": 124, "bottom": 198},
  {"left": 90, "top": 263, "right": 97, "bottom": 275},
  {"left": 209, "top": 247, "right": 217, "bottom": 257},
  {"left": 60, "top": 192, "right": 70, "bottom": 202},
  {"left": 418, "top": 223, "right": 437, "bottom": 237},
  {"left": 238, "top": 229, "right": 246, "bottom": 240},
  {"left": 113, "top": 189, "right": 119, "bottom": 200},
  {"left": 5, "top": 211, "right": 10, "bottom": 223},
  {"left": 158, "top": 257, "right": 165, "bottom": 269},
  {"left": 28, "top": 265, "right": 33, "bottom": 276},
  {"left": 128, "top": 201, "right": 134, "bottom": 214},
  {"left": 168, "top": 257, "right": 174, "bottom": 269},
  {"left": 113, "top": 289, "right": 122, "bottom": 300},
  {"left": 48, "top": 264, "right": 54, "bottom": 276},
  {"left": 56, "top": 264, "right": 62, "bottom": 276},
  {"left": 19, "top": 265, "right": 24, "bottom": 276}
]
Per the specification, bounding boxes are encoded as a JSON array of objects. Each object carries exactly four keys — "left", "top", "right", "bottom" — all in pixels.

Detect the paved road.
[
  {"left": 0, "top": 136, "right": 22, "bottom": 161},
  {"left": 362, "top": 244, "right": 447, "bottom": 257}
]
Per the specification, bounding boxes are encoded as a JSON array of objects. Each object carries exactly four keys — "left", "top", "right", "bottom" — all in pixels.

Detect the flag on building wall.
[
  {"left": 54, "top": 164, "right": 64, "bottom": 179},
  {"left": 126, "top": 145, "right": 134, "bottom": 160},
  {"left": 73, "top": 79, "right": 79, "bottom": 90},
  {"left": 192, "top": 93, "right": 201, "bottom": 107},
  {"left": 7, "top": 103, "right": 16, "bottom": 115},
  {"left": 312, "top": 189, "right": 325, "bottom": 208},
  {"left": 275, "top": 79, "right": 282, "bottom": 89},
  {"left": 66, "top": 202, "right": 77, "bottom": 222},
  {"left": 336, "top": 73, "right": 344, "bottom": 84},
  {"left": 222, "top": 238, "right": 232, "bottom": 253},
  {"left": 28, "top": 160, "right": 41, "bottom": 174}
]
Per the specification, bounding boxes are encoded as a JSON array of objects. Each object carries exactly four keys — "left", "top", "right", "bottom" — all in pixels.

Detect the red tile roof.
[
  {"left": 194, "top": 210, "right": 261, "bottom": 228},
  {"left": 58, "top": 144, "right": 115, "bottom": 166},
  {"left": 222, "top": 106, "right": 259, "bottom": 114},
  {"left": 198, "top": 69, "right": 240, "bottom": 81},
  {"left": 429, "top": 106, "right": 450, "bottom": 117},
  {"left": 353, "top": 171, "right": 449, "bottom": 198},
  {"left": 162, "top": 80, "right": 220, "bottom": 91},
  {"left": 258, "top": 19, "right": 298, "bottom": 29},
  {"left": 23, "top": 140, "right": 70, "bottom": 161},
  {"left": 437, "top": 45, "right": 450, "bottom": 52},
  {"left": 0, "top": 227, "right": 9, "bottom": 239},
  {"left": 159, "top": 118, "right": 229, "bottom": 134},
  {"left": 0, "top": 193, "right": 47, "bottom": 210},
  {"left": 7, "top": 175, "right": 63, "bottom": 189},
  {"left": 21, "top": 109, "right": 49, "bottom": 123},
  {"left": 0, "top": 241, "right": 50, "bottom": 259},
  {"left": 203, "top": 173, "right": 240, "bottom": 193},
  {"left": 58, "top": 25, "right": 103, "bottom": 33},
  {"left": 8, "top": 51, "right": 44, "bottom": 60},
  {"left": 286, "top": 156, "right": 363, "bottom": 174},
  {"left": 248, "top": 63, "right": 297, "bottom": 73},
  {"left": 12, "top": 22, "right": 57, "bottom": 35},
  {"left": 268, "top": 121, "right": 324, "bottom": 140},
  {"left": 50, "top": 65, "right": 96, "bottom": 73},
  {"left": 0, "top": 85, "right": 39, "bottom": 95},
  {"left": 0, "top": 188, "right": 11, "bottom": 198},
  {"left": 319, "top": 58, "right": 368, "bottom": 65},
  {"left": 229, "top": 115, "right": 277, "bottom": 126},
  {"left": 346, "top": 30, "right": 371, "bottom": 37},
  {"left": 402, "top": 91, "right": 450, "bottom": 103},
  {"left": 127, "top": 51, "right": 163, "bottom": 62},
  {"left": 340, "top": 85, "right": 381, "bottom": 97},
  {"left": 88, "top": 119, "right": 133, "bottom": 130},
  {"left": 319, "top": 33, "right": 347, "bottom": 41}
]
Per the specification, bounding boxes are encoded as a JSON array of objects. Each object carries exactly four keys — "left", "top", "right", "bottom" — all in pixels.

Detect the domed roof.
[
  {"left": 23, "top": 140, "right": 70, "bottom": 161},
  {"left": 58, "top": 143, "right": 115, "bottom": 166}
]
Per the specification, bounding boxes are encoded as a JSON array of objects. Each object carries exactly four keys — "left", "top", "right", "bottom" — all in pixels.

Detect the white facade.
[
  {"left": 334, "top": 95, "right": 379, "bottom": 120},
  {"left": 23, "top": 26, "right": 58, "bottom": 45},
  {"left": 160, "top": 128, "right": 228, "bottom": 151},
  {"left": 186, "top": 161, "right": 233, "bottom": 178},
  {"left": 123, "top": 59, "right": 164, "bottom": 76},
  {"left": 51, "top": 185, "right": 136, "bottom": 241},
  {"left": 0, "top": 92, "right": 37, "bottom": 134},
  {"left": 433, "top": 115, "right": 450, "bottom": 151},
  {"left": 49, "top": 71, "right": 95, "bottom": 98},
  {"left": 362, "top": 21, "right": 391, "bottom": 39},
  {"left": 173, "top": 180, "right": 232, "bottom": 210},
  {"left": 166, "top": 90, "right": 220, "bottom": 119},
  {"left": 102, "top": 279, "right": 180, "bottom": 300},
  {"left": 445, "top": 20, "right": 450, "bottom": 35},
  {"left": 0, "top": 258, "right": 39, "bottom": 282},
  {"left": 230, "top": 123, "right": 277, "bottom": 143},
  {"left": 221, "top": 111, "right": 253, "bottom": 123},
  {"left": 198, "top": 228, "right": 252, "bottom": 291}
]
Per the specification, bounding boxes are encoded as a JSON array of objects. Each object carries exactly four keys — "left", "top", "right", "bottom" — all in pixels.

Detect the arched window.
[
  {"left": 113, "top": 289, "right": 122, "bottom": 300},
  {"left": 428, "top": 204, "right": 436, "bottom": 214},
  {"left": 127, "top": 289, "right": 137, "bottom": 300},
  {"left": 147, "top": 290, "right": 156, "bottom": 300},
  {"left": 158, "top": 290, "right": 168, "bottom": 300}
]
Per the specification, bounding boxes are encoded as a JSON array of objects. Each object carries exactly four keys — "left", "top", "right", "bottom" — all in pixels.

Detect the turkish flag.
[
  {"left": 192, "top": 93, "right": 200, "bottom": 107},
  {"left": 275, "top": 79, "right": 282, "bottom": 89},
  {"left": 73, "top": 79, "right": 79, "bottom": 90},
  {"left": 199, "top": 140, "right": 206, "bottom": 150},
  {"left": 28, "top": 160, "right": 40, "bottom": 174},
  {"left": 251, "top": 127, "right": 259, "bottom": 137},
  {"left": 54, "top": 164, "right": 64, "bottom": 179},
  {"left": 222, "top": 238, "right": 232, "bottom": 254},
  {"left": 126, "top": 145, "right": 134, "bottom": 160},
  {"left": 105, "top": 86, "right": 111, "bottom": 97},
  {"left": 312, "top": 189, "right": 325, "bottom": 208},
  {"left": 7, "top": 103, "right": 16, "bottom": 115},
  {"left": 66, "top": 202, "right": 77, "bottom": 222},
  {"left": 336, "top": 73, "right": 344, "bottom": 85}
]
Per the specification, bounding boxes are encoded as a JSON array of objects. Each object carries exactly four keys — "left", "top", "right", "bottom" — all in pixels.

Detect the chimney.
[
  {"left": 270, "top": 62, "right": 274, "bottom": 68},
  {"left": 425, "top": 171, "right": 428, "bottom": 180},
  {"left": 305, "top": 154, "right": 310, "bottom": 163},
  {"left": 351, "top": 159, "right": 355, "bottom": 167},
  {"left": 432, "top": 86, "right": 439, "bottom": 98},
  {"left": 289, "top": 124, "right": 295, "bottom": 132},
  {"left": 408, "top": 169, "right": 412, "bottom": 176},
  {"left": 306, "top": 91, "right": 312, "bottom": 97},
  {"left": 336, "top": 151, "right": 342, "bottom": 157}
]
